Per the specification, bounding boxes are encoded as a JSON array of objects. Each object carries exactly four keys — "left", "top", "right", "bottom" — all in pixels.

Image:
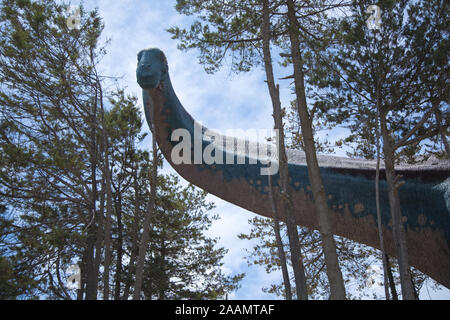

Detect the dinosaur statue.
[{"left": 136, "top": 48, "right": 450, "bottom": 288}]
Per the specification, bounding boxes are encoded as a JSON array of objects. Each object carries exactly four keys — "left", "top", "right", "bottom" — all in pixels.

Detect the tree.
[
  {"left": 132, "top": 135, "right": 158, "bottom": 299},
  {"left": 168, "top": 0, "right": 351, "bottom": 300},
  {"left": 104, "top": 90, "right": 146, "bottom": 299},
  {"left": 169, "top": 0, "right": 310, "bottom": 299},
  {"left": 0, "top": 0, "right": 243, "bottom": 300},
  {"left": 0, "top": 205, "right": 39, "bottom": 299},
  {"left": 284, "top": 0, "right": 347, "bottom": 299},
  {"left": 239, "top": 215, "right": 383, "bottom": 299},
  {"left": 0, "top": 0, "right": 110, "bottom": 299},
  {"left": 141, "top": 178, "right": 244, "bottom": 299},
  {"left": 305, "top": 0, "right": 449, "bottom": 299},
  {"left": 261, "top": 0, "right": 308, "bottom": 300}
]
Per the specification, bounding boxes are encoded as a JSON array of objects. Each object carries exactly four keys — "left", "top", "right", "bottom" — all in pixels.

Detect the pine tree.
[
  {"left": 304, "top": 0, "right": 449, "bottom": 299},
  {"left": 168, "top": 0, "right": 350, "bottom": 300},
  {"left": 0, "top": 0, "right": 243, "bottom": 300},
  {"left": 238, "top": 215, "right": 382, "bottom": 299}
]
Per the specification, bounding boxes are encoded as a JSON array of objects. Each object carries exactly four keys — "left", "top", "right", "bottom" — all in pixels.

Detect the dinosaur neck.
[
  {"left": 142, "top": 72, "right": 450, "bottom": 289},
  {"left": 145, "top": 73, "right": 275, "bottom": 187}
]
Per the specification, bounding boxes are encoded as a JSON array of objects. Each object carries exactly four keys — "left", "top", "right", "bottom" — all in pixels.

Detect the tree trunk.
[
  {"left": 262, "top": 0, "right": 308, "bottom": 300},
  {"left": 85, "top": 158, "right": 100, "bottom": 299},
  {"left": 123, "top": 162, "right": 141, "bottom": 299},
  {"left": 385, "top": 254, "right": 398, "bottom": 300},
  {"left": 434, "top": 109, "right": 450, "bottom": 160},
  {"left": 159, "top": 234, "right": 167, "bottom": 300},
  {"left": 93, "top": 180, "right": 104, "bottom": 297},
  {"left": 132, "top": 136, "right": 158, "bottom": 300},
  {"left": 375, "top": 99, "right": 390, "bottom": 300},
  {"left": 379, "top": 115, "right": 415, "bottom": 300},
  {"left": 78, "top": 244, "right": 87, "bottom": 300},
  {"left": 101, "top": 116, "right": 113, "bottom": 300},
  {"left": 285, "top": 0, "right": 345, "bottom": 300},
  {"left": 411, "top": 270, "right": 419, "bottom": 300},
  {"left": 85, "top": 220, "right": 98, "bottom": 300},
  {"left": 114, "top": 196, "right": 124, "bottom": 300},
  {"left": 268, "top": 174, "right": 292, "bottom": 300},
  {"left": 85, "top": 77, "right": 100, "bottom": 300}
]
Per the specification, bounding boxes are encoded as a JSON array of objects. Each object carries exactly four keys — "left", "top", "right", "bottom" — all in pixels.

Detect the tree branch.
[{"left": 394, "top": 101, "right": 440, "bottom": 149}]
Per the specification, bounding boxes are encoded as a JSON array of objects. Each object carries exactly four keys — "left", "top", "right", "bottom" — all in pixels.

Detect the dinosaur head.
[{"left": 136, "top": 48, "right": 168, "bottom": 89}]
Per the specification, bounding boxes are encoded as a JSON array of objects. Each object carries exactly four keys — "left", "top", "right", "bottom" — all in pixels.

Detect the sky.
[{"left": 76, "top": 0, "right": 449, "bottom": 300}]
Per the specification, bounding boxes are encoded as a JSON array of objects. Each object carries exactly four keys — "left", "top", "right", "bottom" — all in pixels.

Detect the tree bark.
[
  {"left": 114, "top": 196, "right": 124, "bottom": 300},
  {"left": 411, "top": 270, "right": 419, "bottom": 300},
  {"left": 262, "top": 0, "right": 308, "bottom": 300},
  {"left": 285, "top": 0, "right": 346, "bottom": 300},
  {"left": 375, "top": 95, "right": 390, "bottom": 300},
  {"left": 85, "top": 95, "right": 100, "bottom": 300},
  {"left": 268, "top": 174, "right": 293, "bottom": 300},
  {"left": 132, "top": 136, "right": 158, "bottom": 300},
  {"left": 85, "top": 214, "right": 98, "bottom": 299},
  {"left": 78, "top": 245, "right": 87, "bottom": 300},
  {"left": 101, "top": 97, "right": 114, "bottom": 300},
  {"left": 379, "top": 115, "right": 415, "bottom": 300},
  {"left": 385, "top": 254, "right": 398, "bottom": 300},
  {"left": 123, "top": 161, "right": 141, "bottom": 299},
  {"left": 93, "top": 180, "right": 104, "bottom": 297},
  {"left": 159, "top": 233, "right": 167, "bottom": 300}
]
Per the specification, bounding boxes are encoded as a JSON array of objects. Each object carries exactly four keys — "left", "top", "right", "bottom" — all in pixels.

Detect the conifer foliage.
[{"left": 0, "top": 0, "right": 242, "bottom": 300}]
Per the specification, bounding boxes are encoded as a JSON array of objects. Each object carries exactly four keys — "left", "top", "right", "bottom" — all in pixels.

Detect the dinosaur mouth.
[
  {"left": 136, "top": 68, "right": 160, "bottom": 89},
  {"left": 137, "top": 75, "right": 159, "bottom": 89}
]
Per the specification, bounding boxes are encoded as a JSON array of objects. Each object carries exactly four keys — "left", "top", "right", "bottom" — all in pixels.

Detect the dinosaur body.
[{"left": 136, "top": 48, "right": 450, "bottom": 288}]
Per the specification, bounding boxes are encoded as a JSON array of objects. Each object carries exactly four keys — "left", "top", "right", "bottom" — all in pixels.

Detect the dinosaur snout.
[{"left": 136, "top": 65, "right": 160, "bottom": 89}]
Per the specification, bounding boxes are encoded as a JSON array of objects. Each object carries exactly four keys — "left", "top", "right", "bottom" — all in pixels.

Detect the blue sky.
[{"left": 78, "top": 0, "right": 449, "bottom": 300}]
